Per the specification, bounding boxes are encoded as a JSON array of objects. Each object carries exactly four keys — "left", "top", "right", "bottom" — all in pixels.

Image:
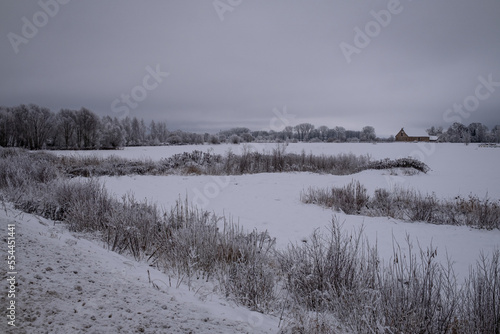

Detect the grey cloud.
[{"left": 1, "top": 0, "right": 499, "bottom": 137}]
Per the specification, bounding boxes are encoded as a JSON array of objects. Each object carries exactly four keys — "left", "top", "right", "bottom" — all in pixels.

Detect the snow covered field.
[
  {"left": 6, "top": 142, "right": 493, "bottom": 333},
  {"left": 55, "top": 142, "right": 500, "bottom": 281},
  {"left": 0, "top": 204, "right": 279, "bottom": 333}
]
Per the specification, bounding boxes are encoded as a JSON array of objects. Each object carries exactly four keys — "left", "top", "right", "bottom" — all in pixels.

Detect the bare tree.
[
  {"left": 335, "top": 126, "right": 347, "bottom": 142},
  {"left": 294, "top": 123, "right": 314, "bottom": 141},
  {"left": 318, "top": 125, "right": 329, "bottom": 141},
  {"left": 360, "top": 126, "right": 376, "bottom": 142},
  {"left": 75, "top": 107, "right": 101, "bottom": 148},
  {"left": 23, "top": 104, "right": 54, "bottom": 149},
  {"left": 57, "top": 109, "right": 77, "bottom": 148}
]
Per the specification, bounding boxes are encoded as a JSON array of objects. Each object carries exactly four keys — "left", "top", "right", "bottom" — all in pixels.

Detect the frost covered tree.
[
  {"left": 335, "top": 126, "right": 347, "bottom": 142},
  {"left": 57, "top": 109, "right": 77, "bottom": 148},
  {"left": 445, "top": 122, "right": 469, "bottom": 143},
  {"left": 23, "top": 104, "right": 54, "bottom": 149},
  {"left": 0, "top": 106, "right": 14, "bottom": 147},
  {"left": 100, "top": 116, "right": 125, "bottom": 149},
  {"left": 318, "top": 125, "right": 329, "bottom": 141},
  {"left": 294, "top": 123, "right": 314, "bottom": 141},
  {"left": 468, "top": 123, "right": 488, "bottom": 143},
  {"left": 360, "top": 126, "right": 376, "bottom": 142},
  {"left": 490, "top": 125, "right": 500, "bottom": 143},
  {"left": 75, "top": 108, "right": 101, "bottom": 148}
]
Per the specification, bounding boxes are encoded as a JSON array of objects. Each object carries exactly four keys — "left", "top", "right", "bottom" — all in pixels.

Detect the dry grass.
[
  {"left": 1, "top": 147, "right": 499, "bottom": 333},
  {"left": 302, "top": 181, "right": 500, "bottom": 230}
]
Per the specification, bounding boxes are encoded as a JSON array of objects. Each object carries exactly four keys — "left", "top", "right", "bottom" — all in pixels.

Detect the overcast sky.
[{"left": 1, "top": 0, "right": 499, "bottom": 137}]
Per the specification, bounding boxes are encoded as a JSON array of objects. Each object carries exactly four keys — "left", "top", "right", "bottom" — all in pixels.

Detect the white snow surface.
[
  {"left": 81, "top": 143, "right": 500, "bottom": 281},
  {"left": 54, "top": 142, "right": 500, "bottom": 199},
  {"left": 7, "top": 142, "right": 497, "bottom": 332},
  {"left": 0, "top": 204, "right": 279, "bottom": 333}
]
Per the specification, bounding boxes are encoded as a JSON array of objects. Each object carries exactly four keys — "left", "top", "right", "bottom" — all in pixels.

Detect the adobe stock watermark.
[
  {"left": 408, "top": 141, "right": 436, "bottom": 165},
  {"left": 213, "top": 0, "right": 243, "bottom": 21},
  {"left": 340, "top": 0, "right": 404, "bottom": 64},
  {"left": 443, "top": 73, "right": 500, "bottom": 124},
  {"left": 192, "top": 176, "right": 231, "bottom": 209},
  {"left": 192, "top": 105, "right": 295, "bottom": 209},
  {"left": 111, "top": 64, "right": 169, "bottom": 119},
  {"left": 264, "top": 105, "right": 296, "bottom": 133},
  {"left": 7, "top": 0, "right": 71, "bottom": 55},
  {"left": 237, "top": 105, "right": 296, "bottom": 155},
  {"left": 400, "top": 73, "right": 499, "bottom": 173}
]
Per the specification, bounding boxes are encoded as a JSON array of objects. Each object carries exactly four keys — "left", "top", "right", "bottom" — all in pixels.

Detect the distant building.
[{"left": 395, "top": 128, "right": 430, "bottom": 142}]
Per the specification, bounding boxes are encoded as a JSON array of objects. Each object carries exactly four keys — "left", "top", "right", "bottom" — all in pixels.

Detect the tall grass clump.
[
  {"left": 278, "top": 219, "right": 381, "bottom": 333},
  {"left": 0, "top": 148, "right": 59, "bottom": 188},
  {"left": 301, "top": 180, "right": 369, "bottom": 214},
  {"left": 377, "top": 237, "right": 459, "bottom": 333},
  {"left": 278, "top": 222, "right": 496, "bottom": 334},
  {"left": 56, "top": 147, "right": 429, "bottom": 177},
  {"left": 460, "top": 250, "right": 500, "bottom": 333},
  {"left": 302, "top": 182, "right": 500, "bottom": 230}
]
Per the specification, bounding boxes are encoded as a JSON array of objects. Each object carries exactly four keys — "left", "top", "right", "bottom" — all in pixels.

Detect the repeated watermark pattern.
[
  {"left": 236, "top": 105, "right": 296, "bottom": 155},
  {"left": 266, "top": 106, "right": 296, "bottom": 133},
  {"left": 213, "top": 0, "right": 243, "bottom": 21},
  {"left": 111, "top": 64, "right": 169, "bottom": 119},
  {"left": 340, "top": 0, "right": 406, "bottom": 64},
  {"left": 192, "top": 105, "right": 295, "bottom": 209},
  {"left": 443, "top": 74, "right": 500, "bottom": 124},
  {"left": 391, "top": 72, "right": 499, "bottom": 186},
  {"left": 7, "top": 0, "right": 71, "bottom": 54},
  {"left": 192, "top": 175, "right": 231, "bottom": 209}
]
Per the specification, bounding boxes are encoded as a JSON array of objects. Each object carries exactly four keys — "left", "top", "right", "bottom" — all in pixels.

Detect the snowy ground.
[
  {"left": 55, "top": 142, "right": 500, "bottom": 199},
  {"left": 74, "top": 142, "right": 500, "bottom": 281},
  {"left": 6, "top": 142, "right": 497, "bottom": 332},
  {"left": 0, "top": 204, "right": 279, "bottom": 333}
]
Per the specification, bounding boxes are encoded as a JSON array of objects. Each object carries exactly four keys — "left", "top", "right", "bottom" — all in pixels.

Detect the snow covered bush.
[
  {"left": 377, "top": 237, "right": 458, "bottom": 333},
  {"left": 222, "top": 230, "right": 277, "bottom": 312},
  {"left": 229, "top": 134, "right": 241, "bottom": 144},
  {"left": 361, "top": 157, "right": 430, "bottom": 173},
  {"left": 303, "top": 183, "right": 500, "bottom": 230},
  {"left": 278, "top": 219, "right": 381, "bottom": 332},
  {"left": 55, "top": 148, "right": 427, "bottom": 177},
  {"left": 460, "top": 250, "right": 500, "bottom": 333},
  {"left": 0, "top": 148, "right": 59, "bottom": 188},
  {"left": 300, "top": 180, "right": 369, "bottom": 214}
]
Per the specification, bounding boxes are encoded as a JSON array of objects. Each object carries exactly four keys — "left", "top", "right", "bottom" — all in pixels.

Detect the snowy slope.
[{"left": 0, "top": 204, "right": 279, "bottom": 334}]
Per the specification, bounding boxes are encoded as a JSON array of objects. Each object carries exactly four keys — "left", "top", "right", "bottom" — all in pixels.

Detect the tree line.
[
  {"left": 1, "top": 104, "right": 498, "bottom": 150},
  {"left": 0, "top": 104, "right": 380, "bottom": 149},
  {"left": 0, "top": 104, "right": 173, "bottom": 150},
  {"left": 427, "top": 122, "right": 500, "bottom": 143}
]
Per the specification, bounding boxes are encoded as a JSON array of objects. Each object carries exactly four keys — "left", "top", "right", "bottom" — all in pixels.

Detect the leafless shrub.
[
  {"left": 460, "top": 250, "right": 500, "bottom": 333},
  {"left": 454, "top": 195, "right": 500, "bottom": 230},
  {"left": 278, "top": 310, "right": 345, "bottom": 334},
  {"left": 221, "top": 229, "right": 277, "bottom": 312},
  {"left": 55, "top": 147, "right": 426, "bottom": 177},
  {"left": 361, "top": 157, "right": 430, "bottom": 173},
  {"left": 303, "top": 183, "right": 500, "bottom": 230},
  {"left": 0, "top": 148, "right": 59, "bottom": 188},
  {"left": 60, "top": 179, "right": 114, "bottom": 232},
  {"left": 300, "top": 180, "right": 370, "bottom": 215},
  {"left": 60, "top": 154, "right": 166, "bottom": 177},
  {"left": 278, "top": 219, "right": 381, "bottom": 332},
  {"left": 378, "top": 237, "right": 458, "bottom": 333}
]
